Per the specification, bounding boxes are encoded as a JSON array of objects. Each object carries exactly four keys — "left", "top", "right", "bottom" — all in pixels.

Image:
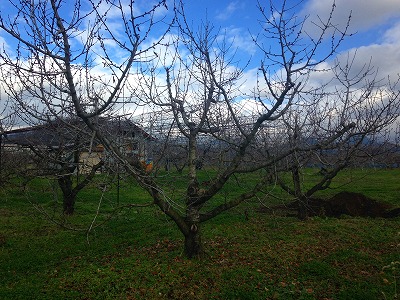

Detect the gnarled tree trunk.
[
  {"left": 58, "top": 174, "right": 76, "bottom": 215},
  {"left": 184, "top": 224, "right": 203, "bottom": 258},
  {"left": 291, "top": 164, "right": 310, "bottom": 220},
  {"left": 184, "top": 205, "right": 203, "bottom": 258}
]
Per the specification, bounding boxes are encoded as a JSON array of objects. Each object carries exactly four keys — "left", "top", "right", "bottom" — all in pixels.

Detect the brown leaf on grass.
[{"left": 383, "top": 278, "right": 390, "bottom": 284}]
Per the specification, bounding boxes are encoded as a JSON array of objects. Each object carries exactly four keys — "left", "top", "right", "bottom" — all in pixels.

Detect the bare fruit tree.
[
  {"left": 251, "top": 2, "right": 400, "bottom": 219},
  {"left": 2, "top": 118, "right": 106, "bottom": 215},
  {"left": 0, "top": 0, "right": 398, "bottom": 258},
  {"left": 274, "top": 56, "right": 400, "bottom": 219},
  {"left": 0, "top": 0, "right": 172, "bottom": 214},
  {"left": 128, "top": 0, "right": 397, "bottom": 257}
]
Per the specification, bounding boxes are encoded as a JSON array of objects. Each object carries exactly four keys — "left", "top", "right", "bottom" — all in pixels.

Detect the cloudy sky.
[
  {"left": 1, "top": 0, "right": 399, "bottom": 72},
  {"left": 0, "top": 0, "right": 399, "bottom": 121},
  {"left": 180, "top": 0, "right": 400, "bottom": 78}
]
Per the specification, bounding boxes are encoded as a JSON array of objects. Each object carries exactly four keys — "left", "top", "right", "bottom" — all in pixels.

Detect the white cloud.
[
  {"left": 331, "top": 20, "right": 400, "bottom": 83},
  {"left": 344, "top": 44, "right": 400, "bottom": 79},
  {"left": 301, "top": 0, "right": 400, "bottom": 33},
  {"left": 216, "top": 1, "right": 242, "bottom": 21},
  {"left": 218, "top": 26, "right": 257, "bottom": 56},
  {"left": 296, "top": 0, "right": 400, "bottom": 87},
  {"left": 383, "top": 21, "right": 400, "bottom": 43}
]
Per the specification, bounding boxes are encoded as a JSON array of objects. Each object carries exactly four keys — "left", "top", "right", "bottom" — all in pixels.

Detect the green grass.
[
  {"left": 303, "top": 168, "right": 400, "bottom": 205},
  {"left": 0, "top": 168, "right": 399, "bottom": 299}
]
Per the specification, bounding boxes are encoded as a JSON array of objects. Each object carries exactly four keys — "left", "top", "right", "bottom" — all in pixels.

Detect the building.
[{"left": 0, "top": 117, "right": 155, "bottom": 174}]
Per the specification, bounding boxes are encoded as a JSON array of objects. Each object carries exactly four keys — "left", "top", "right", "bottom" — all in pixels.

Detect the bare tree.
[
  {"left": 3, "top": 118, "right": 107, "bottom": 215},
  {"left": 251, "top": 2, "right": 400, "bottom": 219},
  {"left": 0, "top": 75, "right": 18, "bottom": 184},
  {"left": 131, "top": 0, "right": 397, "bottom": 256},
  {"left": 0, "top": 0, "right": 172, "bottom": 213},
  {"left": 0, "top": 0, "right": 398, "bottom": 258},
  {"left": 275, "top": 70, "right": 400, "bottom": 219}
]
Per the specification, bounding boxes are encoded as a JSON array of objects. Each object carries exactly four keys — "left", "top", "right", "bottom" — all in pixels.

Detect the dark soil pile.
[
  {"left": 260, "top": 191, "right": 400, "bottom": 218},
  {"left": 323, "top": 191, "right": 395, "bottom": 217}
]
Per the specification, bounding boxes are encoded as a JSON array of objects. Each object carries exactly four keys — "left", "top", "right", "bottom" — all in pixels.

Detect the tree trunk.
[
  {"left": 184, "top": 225, "right": 203, "bottom": 258},
  {"left": 58, "top": 175, "right": 76, "bottom": 215},
  {"left": 63, "top": 193, "right": 76, "bottom": 215},
  {"left": 183, "top": 130, "right": 205, "bottom": 258},
  {"left": 184, "top": 205, "right": 204, "bottom": 258},
  {"left": 297, "top": 196, "right": 309, "bottom": 220},
  {"left": 291, "top": 164, "right": 309, "bottom": 220}
]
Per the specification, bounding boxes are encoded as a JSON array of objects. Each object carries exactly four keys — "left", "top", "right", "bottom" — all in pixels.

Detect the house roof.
[{"left": 1, "top": 117, "right": 155, "bottom": 149}]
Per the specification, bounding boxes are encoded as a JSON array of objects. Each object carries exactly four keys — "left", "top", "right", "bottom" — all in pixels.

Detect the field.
[{"left": 1, "top": 169, "right": 399, "bottom": 299}]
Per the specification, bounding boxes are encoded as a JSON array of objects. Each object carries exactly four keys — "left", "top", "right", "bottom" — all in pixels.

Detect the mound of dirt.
[
  {"left": 324, "top": 191, "right": 393, "bottom": 218},
  {"left": 260, "top": 191, "right": 400, "bottom": 218}
]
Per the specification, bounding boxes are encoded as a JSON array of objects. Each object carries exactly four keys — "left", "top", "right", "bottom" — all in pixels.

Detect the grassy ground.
[{"left": 0, "top": 168, "right": 399, "bottom": 299}]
